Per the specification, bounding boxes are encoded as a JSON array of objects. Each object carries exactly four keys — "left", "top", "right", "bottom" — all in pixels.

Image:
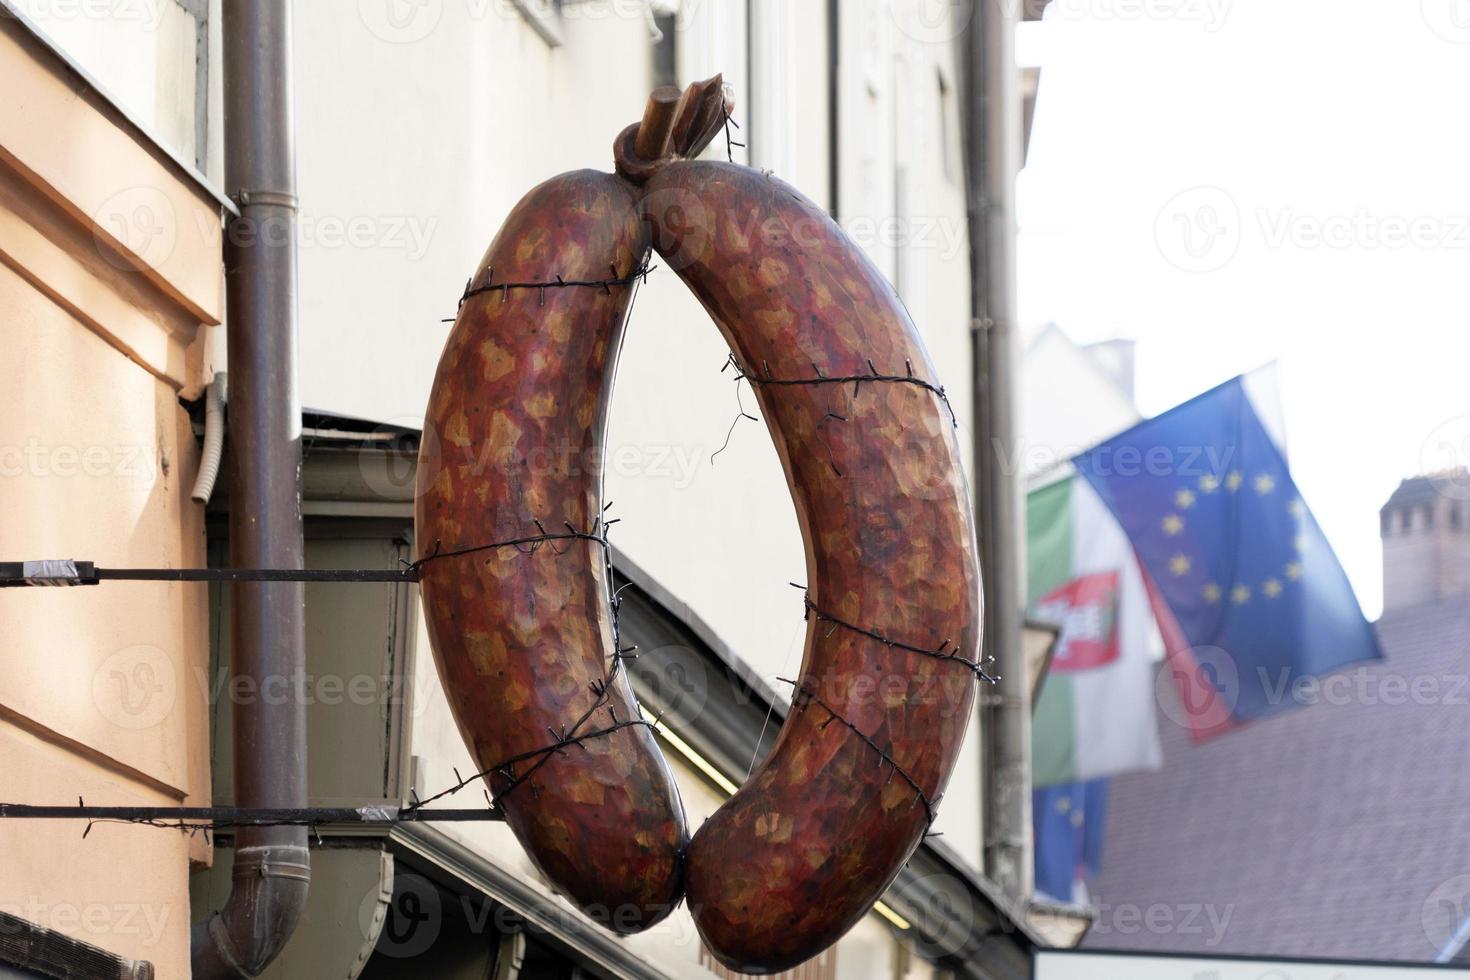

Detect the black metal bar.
[
  {"left": 0, "top": 804, "right": 502, "bottom": 825},
  {"left": 97, "top": 567, "right": 413, "bottom": 583}
]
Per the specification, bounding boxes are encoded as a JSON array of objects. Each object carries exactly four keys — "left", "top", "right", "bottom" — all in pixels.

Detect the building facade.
[
  {"left": 0, "top": 1, "right": 1041, "bottom": 977},
  {"left": 0, "top": 6, "right": 225, "bottom": 977}
]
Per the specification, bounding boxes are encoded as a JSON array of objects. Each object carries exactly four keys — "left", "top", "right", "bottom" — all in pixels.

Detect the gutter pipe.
[
  {"left": 190, "top": 0, "right": 311, "bottom": 974},
  {"left": 959, "top": 0, "right": 1033, "bottom": 902}
]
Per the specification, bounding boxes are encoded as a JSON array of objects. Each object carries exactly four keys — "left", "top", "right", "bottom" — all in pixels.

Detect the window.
[{"left": 937, "top": 68, "right": 959, "bottom": 184}]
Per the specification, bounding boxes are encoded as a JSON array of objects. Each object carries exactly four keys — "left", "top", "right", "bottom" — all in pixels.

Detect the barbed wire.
[
  {"left": 778, "top": 677, "right": 939, "bottom": 828},
  {"left": 441, "top": 258, "right": 657, "bottom": 322},
  {"left": 713, "top": 351, "right": 959, "bottom": 476},
  {"left": 726, "top": 353, "right": 957, "bottom": 425},
  {"left": 723, "top": 108, "right": 745, "bottom": 163},
  {"left": 795, "top": 584, "right": 997, "bottom": 683}
]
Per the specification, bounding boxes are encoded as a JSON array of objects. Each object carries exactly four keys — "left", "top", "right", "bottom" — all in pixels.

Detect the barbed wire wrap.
[
  {"left": 406, "top": 517, "right": 615, "bottom": 578},
  {"left": 443, "top": 259, "right": 657, "bottom": 322},
  {"left": 724, "top": 353, "right": 958, "bottom": 427},
  {"left": 795, "top": 586, "right": 997, "bottom": 684},
  {"left": 723, "top": 108, "right": 745, "bottom": 163},
  {"left": 777, "top": 677, "right": 939, "bottom": 828}
]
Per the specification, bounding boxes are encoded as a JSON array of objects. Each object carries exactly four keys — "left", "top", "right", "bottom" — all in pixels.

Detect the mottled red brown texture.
[
  {"left": 415, "top": 170, "right": 686, "bottom": 933},
  {"left": 641, "top": 162, "right": 983, "bottom": 973}
]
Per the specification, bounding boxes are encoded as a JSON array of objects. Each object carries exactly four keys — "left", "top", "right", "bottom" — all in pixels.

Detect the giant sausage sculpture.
[
  {"left": 416, "top": 79, "right": 984, "bottom": 968},
  {"left": 415, "top": 168, "right": 686, "bottom": 933}
]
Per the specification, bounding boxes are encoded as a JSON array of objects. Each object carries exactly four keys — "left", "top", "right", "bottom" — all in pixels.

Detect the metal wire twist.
[
  {"left": 443, "top": 259, "right": 656, "bottom": 322},
  {"left": 796, "top": 585, "right": 997, "bottom": 683},
  {"left": 778, "top": 678, "right": 939, "bottom": 828},
  {"left": 725, "top": 353, "right": 958, "bottom": 426}
]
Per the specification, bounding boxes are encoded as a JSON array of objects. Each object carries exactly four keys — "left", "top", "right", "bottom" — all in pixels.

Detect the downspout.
[
  {"left": 191, "top": 0, "right": 311, "bottom": 975},
  {"left": 959, "top": 0, "right": 1032, "bottom": 901}
]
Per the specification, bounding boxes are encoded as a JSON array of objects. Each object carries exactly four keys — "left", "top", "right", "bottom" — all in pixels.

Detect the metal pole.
[
  {"left": 192, "top": 0, "right": 310, "bottom": 974},
  {"left": 961, "top": 0, "right": 1032, "bottom": 902}
]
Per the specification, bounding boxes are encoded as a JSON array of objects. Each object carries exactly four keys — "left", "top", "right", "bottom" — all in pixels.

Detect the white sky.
[{"left": 1015, "top": 0, "right": 1470, "bottom": 620}]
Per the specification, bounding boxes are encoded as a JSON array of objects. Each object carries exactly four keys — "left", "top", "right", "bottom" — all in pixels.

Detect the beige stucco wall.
[{"left": 0, "top": 16, "right": 221, "bottom": 977}]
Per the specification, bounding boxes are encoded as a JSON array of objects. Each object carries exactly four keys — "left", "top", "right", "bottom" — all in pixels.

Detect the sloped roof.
[
  {"left": 1084, "top": 597, "right": 1470, "bottom": 961},
  {"left": 1383, "top": 473, "right": 1463, "bottom": 515}
]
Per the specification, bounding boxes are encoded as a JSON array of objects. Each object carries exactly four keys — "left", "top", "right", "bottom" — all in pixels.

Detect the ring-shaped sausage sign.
[{"left": 415, "top": 77, "right": 983, "bottom": 975}]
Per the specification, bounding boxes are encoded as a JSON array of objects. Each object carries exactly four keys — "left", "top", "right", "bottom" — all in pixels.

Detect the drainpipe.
[
  {"left": 960, "top": 0, "right": 1032, "bottom": 901},
  {"left": 191, "top": 0, "right": 310, "bottom": 975}
]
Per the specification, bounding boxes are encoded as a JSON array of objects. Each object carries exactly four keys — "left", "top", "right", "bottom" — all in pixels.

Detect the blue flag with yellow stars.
[
  {"left": 1034, "top": 779, "right": 1109, "bottom": 903},
  {"left": 1073, "top": 374, "right": 1382, "bottom": 733}
]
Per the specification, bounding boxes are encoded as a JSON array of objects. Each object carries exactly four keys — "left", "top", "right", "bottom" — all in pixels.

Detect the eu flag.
[
  {"left": 1033, "top": 779, "right": 1109, "bottom": 903},
  {"left": 1073, "top": 375, "right": 1381, "bottom": 734}
]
